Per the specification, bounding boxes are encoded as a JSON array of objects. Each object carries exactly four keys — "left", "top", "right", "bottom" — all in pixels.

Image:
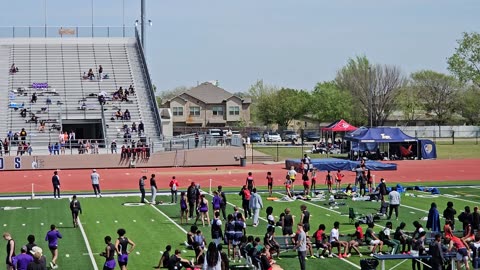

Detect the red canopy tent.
[{"left": 321, "top": 119, "right": 357, "bottom": 132}]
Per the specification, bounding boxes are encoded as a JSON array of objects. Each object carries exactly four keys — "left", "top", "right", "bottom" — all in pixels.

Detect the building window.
[
  {"left": 229, "top": 106, "right": 240, "bottom": 115},
  {"left": 172, "top": 107, "right": 183, "bottom": 116},
  {"left": 189, "top": 106, "right": 200, "bottom": 116},
  {"left": 212, "top": 106, "right": 224, "bottom": 116}
]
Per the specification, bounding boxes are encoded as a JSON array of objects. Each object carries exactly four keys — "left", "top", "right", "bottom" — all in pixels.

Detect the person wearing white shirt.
[
  {"left": 330, "top": 221, "right": 350, "bottom": 258},
  {"left": 91, "top": 169, "right": 102, "bottom": 197},
  {"left": 388, "top": 187, "right": 401, "bottom": 220}
]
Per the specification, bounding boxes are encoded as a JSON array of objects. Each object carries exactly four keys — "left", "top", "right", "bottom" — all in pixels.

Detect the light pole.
[{"left": 368, "top": 67, "right": 374, "bottom": 128}]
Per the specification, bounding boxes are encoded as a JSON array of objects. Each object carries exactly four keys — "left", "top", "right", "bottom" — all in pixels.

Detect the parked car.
[
  {"left": 303, "top": 131, "right": 320, "bottom": 142},
  {"left": 264, "top": 132, "right": 282, "bottom": 142},
  {"left": 249, "top": 132, "right": 262, "bottom": 142},
  {"left": 282, "top": 130, "right": 298, "bottom": 141}
]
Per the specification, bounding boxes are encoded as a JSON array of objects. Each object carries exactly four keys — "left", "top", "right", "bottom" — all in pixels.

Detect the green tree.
[
  {"left": 310, "top": 81, "right": 353, "bottom": 122},
  {"left": 458, "top": 86, "right": 480, "bottom": 125},
  {"left": 447, "top": 32, "right": 480, "bottom": 87},
  {"left": 411, "top": 70, "right": 460, "bottom": 125},
  {"left": 156, "top": 86, "right": 189, "bottom": 105},
  {"left": 396, "top": 85, "right": 423, "bottom": 125},
  {"left": 247, "top": 80, "right": 279, "bottom": 125},
  {"left": 336, "top": 56, "right": 405, "bottom": 126},
  {"left": 273, "top": 88, "right": 310, "bottom": 128}
]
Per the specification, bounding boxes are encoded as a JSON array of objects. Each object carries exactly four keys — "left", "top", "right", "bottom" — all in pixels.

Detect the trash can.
[
  {"left": 240, "top": 157, "right": 247, "bottom": 167},
  {"left": 360, "top": 258, "right": 378, "bottom": 270}
]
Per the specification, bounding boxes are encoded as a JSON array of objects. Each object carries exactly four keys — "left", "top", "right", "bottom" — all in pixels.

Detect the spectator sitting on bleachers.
[
  {"left": 131, "top": 122, "right": 137, "bottom": 133},
  {"left": 128, "top": 85, "right": 135, "bottom": 95},
  {"left": 46, "top": 97, "right": 52, "bottom": 105},
  {"left": 116, "top": 110, "right": 123, "bottom": 120},
  {"left": 20, "top": 128, "right": 27, "bottom": 142},
  {"left": 138, "top": 121, "right": 144, "bottom": 135},
  {"left": 9, "top": 63, "right": 18, "bottom": 74},
  {"left": 124, "top": 131, "right": 132, "bottom": 143},
  {"left": 38, "top": 121, "right": 46, "bottom": 133},
  {"left": 82, "top": 72, "right": 88, "bottom": 80},
  {"left": 80, "top": 102, "right": 87, "bottom": 110},
  {"left": 31, "top": 93, "right": 37, "bottom": 103},
  {"left": 87, "top": 68, "right": 95, "bottom": 80},
  {"left": 28, "top": 114, "right": 39, "bottom": 125},
  {"left": 20, "top": 109, "right": 27, "bottom": 118},
  {"left": 7, "top": 131, "right": 13, "bottom": 141},
  {"left": 124, "top": 109, "right": 131, "bottom": 120}
]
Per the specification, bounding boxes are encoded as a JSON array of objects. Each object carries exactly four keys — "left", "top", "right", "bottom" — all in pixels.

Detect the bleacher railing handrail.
[
  {"left": 133, "top": 27, "right": 162, "bottom": 137},
  {"left": 0, "top": 26, "right": 136, "bottom": 39}
]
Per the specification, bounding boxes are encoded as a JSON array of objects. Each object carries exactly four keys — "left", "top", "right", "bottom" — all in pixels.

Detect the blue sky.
[{"left": 1, "top": 0, "right": 478, "bottom": 93}]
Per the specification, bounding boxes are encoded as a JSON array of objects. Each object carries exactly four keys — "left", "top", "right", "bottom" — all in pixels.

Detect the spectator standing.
[
  {"left": 150, "top": 174, "right": 157, "bottom": 204},
  {"left": 429, "top": 234, "right": 445, "bottom": 270},
  {"left": 20, "top": 128, "right": 27, "bottom": 142},
  {"left": 294, "top": 223, "right": 307, "bottom": 270},
  {"left": 187, "top": 182, "right": 197, "bottom": 219},
  {"left": 169, "top": 176, "right": 179, "bottom": 203},
  {"left": 194, "top": 133, "right": 199, "bottom": 148},
  {"left": 387, "top": 187, "right": 401, "bottom": 220},
  {"left": 139, "top": 176, "right": 146, "bottom": 203},
  {"left": 443, "top": 202, "right": 457, "bottom": 229},
  {"left": 458, "top": 206, "right": 473, "bottom": 232},
  {"left": 249, "top": 188, "right": 263, "bottom": 227},
  {"left": 45, "top": 224, "right": 62, "bottom": 269},
  {"left": 211, "top": 212, "right": 223, "bottom": 247},
  {"left": 217, "top": 186, "right": 227, "bottom": 220},
  {"left": 98, "top": 65, "right": 103, "bottom": 81},
  {"left": 110, "top": 140, "right": 117, "bottom": 154},
  {"left": 91, "top": 169, "right": 102, "bottom": 197},
  {"left": 27, "top": 247, "right": 47, "bottom": 270},
  {"left": 239, "top": 185, "right": 252, "bottom": 219},
  {"left": 473, "top": 206, "right": 480, "bottom": 231},
  {"left": 51, "top": 171, "right": 60, "bottom": 199},
  {"left": 378, "top": 178, "right": 387, "bottom": 202},
  {"left": 427, "top": 202, "right": 441, "bottom": 232}
]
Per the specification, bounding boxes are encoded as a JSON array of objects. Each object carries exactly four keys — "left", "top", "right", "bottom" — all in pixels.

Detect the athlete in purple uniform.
[
  {"left": 100, "top": 236, "right": 116, "bottom": 270},
  {"left": 45, "top": 224, "right": 62, "bottom": 269},
  {"left": 115, "top": 228, "right": 136, "bottom": 270}
]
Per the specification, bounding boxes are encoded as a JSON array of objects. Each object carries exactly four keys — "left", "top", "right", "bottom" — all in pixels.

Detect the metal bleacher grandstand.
[{"left": 0, "top": 27, "right": 164, "bottom": 154}]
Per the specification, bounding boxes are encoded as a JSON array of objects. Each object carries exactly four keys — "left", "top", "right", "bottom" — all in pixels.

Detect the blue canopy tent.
[
  {"left": 285, "top": 158, "right": 397, "bottom": 171},
  {"left": 343, "top": 127, "right": 437, "bottom": 160}
]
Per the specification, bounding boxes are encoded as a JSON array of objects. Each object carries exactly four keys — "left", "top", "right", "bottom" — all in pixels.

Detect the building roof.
[{"left": 181, "top": 82, "right": 248, "bottom": 104}]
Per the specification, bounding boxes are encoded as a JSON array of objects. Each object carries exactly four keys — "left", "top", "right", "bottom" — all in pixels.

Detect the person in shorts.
[
  {"left": 3, "top": 232, "right": 15, "bottom": 270},
  {"left": 325, "top": 171, "right": 333, "bottom": 193},
  {"left": 335, "top": 170, "right": 344, "bottom": 191},
  {"left": 365, "top": 223, "right": 383, "bottom": 255},
  {"left": 115, "top": 228, "right": 136, "bottom": 270},
  {"left": 45, "top": 224, "right": 62, "bottom": 269},
  {"left": 266, "top": 172, "right": 274, "bottom": 196},
  {"left": 179, "top": 191, "right": 188, "bottom": 225},
  {"left": 329, "top": 221, "right": 350, "bottom": 258},
  {"left": 312, "top": 224, "right": 332, "bottom": 258},
  {"left": 101, "top": 236, "right": 116, "bottom": 270},
  {"left": 284, "top": 176, "right": 293, "bottom": 198},
  {"left": 347, "top": 222, "right": 363, "bottom": 256},
  {"left": 302, "top": 173, "right": 310, "bottom": 196},
  {"left": 310, "top": 168, "right": 317, "bottom": 193},
  {"left": 447, "top": 235, "right": 471, "bottom": 270}
]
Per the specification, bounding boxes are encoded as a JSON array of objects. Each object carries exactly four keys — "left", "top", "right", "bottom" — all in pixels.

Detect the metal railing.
[
  {"left": 133, "top": 27, "right": 162, "bottom": 137},
  {"left": 0, "top": 26, "right": 135, "bottom": 39},
  {"left": 162, "top": 134, "right": 243, "bottom": 151}
]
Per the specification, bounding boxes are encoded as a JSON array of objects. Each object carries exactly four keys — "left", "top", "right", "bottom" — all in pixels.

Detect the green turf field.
[{"left": 1, "top": 185, "right": 479, "bottom": 269}]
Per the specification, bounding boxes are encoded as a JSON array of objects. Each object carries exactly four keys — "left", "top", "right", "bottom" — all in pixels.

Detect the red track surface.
[{"left": 0, "top": 159, "right": 478, "bottom": 194}]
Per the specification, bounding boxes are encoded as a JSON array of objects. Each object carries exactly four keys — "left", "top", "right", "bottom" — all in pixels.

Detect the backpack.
[{"left": 244, "top": 189, "right": 251, "bottom": 200}]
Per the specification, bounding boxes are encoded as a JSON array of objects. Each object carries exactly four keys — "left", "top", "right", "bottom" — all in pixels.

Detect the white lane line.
[
  {"left": 78, "top": 216, "right": 99, "bottom": 270},
  {"left": 146, "top": 199, "right": 187, "bottom": 234},
  {"left": 401, "top": 204, "right": 428, "bottom": 213},
  {"left": 441, "top": 194, "right": 480, "bottom": 204}
]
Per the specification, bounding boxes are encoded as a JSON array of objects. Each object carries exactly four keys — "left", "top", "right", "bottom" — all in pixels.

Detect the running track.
[{"left": 0, "top": 159, "right": 478, "bottom": 194}]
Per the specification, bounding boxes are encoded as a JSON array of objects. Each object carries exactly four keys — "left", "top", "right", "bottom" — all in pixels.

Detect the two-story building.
[{"left": 161, "top": 82, "right": 251, "bottom": 129}]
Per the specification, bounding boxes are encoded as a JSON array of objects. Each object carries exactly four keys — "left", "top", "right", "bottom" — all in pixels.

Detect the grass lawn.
[
  {"left": 252, "top": 140, "right": 480, "bottom": 161},
  {"left": 1, "top": 184, "right": 479, "bottom": 270}
]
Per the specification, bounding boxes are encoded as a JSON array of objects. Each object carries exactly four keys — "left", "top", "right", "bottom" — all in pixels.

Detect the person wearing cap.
[
  {"left": 51, "top": 170, "right": 60, "bottom": 199},
  {"left": 45, "top": 224, "right": 62, "bottom": 269},
  {"left": 15, "top": 246, "right": 33, "bottom": 270},
  {"left": 91, "top": 169, "right": 102, "bottom": 198},
  {"left": 27, "top": 246, "right": 47, "bottom": 270}
]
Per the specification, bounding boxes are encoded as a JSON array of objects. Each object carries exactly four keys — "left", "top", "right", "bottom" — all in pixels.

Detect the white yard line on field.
[
  {"left": 145, "top": 199, "right": 187, "bottom": 234},
  {"left": 78, "top": 216, "right": 99, "bottom": 269}
]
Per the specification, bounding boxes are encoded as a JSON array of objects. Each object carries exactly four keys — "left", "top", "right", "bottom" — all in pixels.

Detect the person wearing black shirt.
[
  {"left": 218, "top": 186, "right": 227, "bottom": 220},
  {"left": 429, "top": 234, "right": 444, "bottom": 270},
  {"left": 51, "top": 171, "right": 60, "bottom": 199},
  {"left": 167, "top": 249, "right": 193, "bottom": 270},
  {"left": 155, "top": 245, "right": 171, "bottom": 269},
  {"left": 150, "top": 174, "right": 158, "bottom": 205},
  {"left": 259, "top": 248, "right": 272, "bottom": 270},
  {"left": 69, "top": 195, "right": 82, "bottom": 228},
  {"left": 378, "top": 178, "right": 387, "bottom": 202},
  {"left": 139, "top": 176, "right": 146, "bottom": 203},
  {"left": 443, "top": 201, "right": 457, "bottom": 230},
  {"left": 100, "top": 236, "right": 116, "bottom": 270},
  {"left": 300, "top": 205, "right": 311, "bottom": 234},
  {"left": 187, "top": 183, "right": 197, "bottom": 219}
]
